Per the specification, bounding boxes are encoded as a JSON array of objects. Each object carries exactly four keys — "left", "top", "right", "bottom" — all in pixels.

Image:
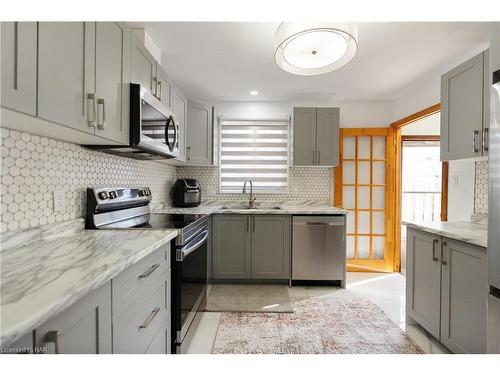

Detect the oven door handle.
[{"left": 176, "top": 229, "right": 209, "bottom": 262}]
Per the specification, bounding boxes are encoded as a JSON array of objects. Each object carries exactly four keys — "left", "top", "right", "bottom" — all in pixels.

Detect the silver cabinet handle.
[
  {"left": 44, "top": 330, "right": 61, "bottom": 354},
  {"left": 139, "top": 264, "right": 160, "bottom": 279},
  {"left": 157, "top": 81, "right": 162, "bottom": 101},
  {"left": 483, "top": 128, "right": 489, "bottom": 153},
  {"left": 247, "top": 216, "right": 250, "bottom": 232},
  {"left": 152, "top": 77, "right": 158, "bottom": 97},
  {"left": 317, "top": 150, "right": 320, "bottom": 165},
  {"left": 87, "top": 93, "right": 96, "bottom": 128},
  {"left": 432, "top": 239, "right": 439, "bottom": 262},
  {"left": 312, "top": 150, "right": 316, "bottom": 165},
  {"left": 187, "top": 146, "right": 191, "bottom": 161},
  {"left": 472, "top": 130, "right": 479, "bottom": 153},
  {"left": 252, "top": 216, "right": 255, "bottom": 233},
  {"left": 139, "top": 308, "right": 160, "bottom": 329},
  {"left": 441, "top": 241, "right": 447, "bottom": 265},
  {"left": 97, "top": 98, "right": 105, "bottom": 130}
]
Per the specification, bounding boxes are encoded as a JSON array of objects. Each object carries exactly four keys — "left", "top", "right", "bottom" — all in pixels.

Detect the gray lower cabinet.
[
  {"left": 406, "top": 227, "right": 487, "bottom": 353},
  {"left": 37, "top": 22, "right": 95, "bottom": 134},
  {"left": 112, "top": 245, "right": 171, "bottom": 354},
  {"left": 186, "top": 101, "right": 214, "bottom": 165},
  {"left": 172, "top": 87, "right": 188, "bottom": 161},
  {"left": 0, "top": 22, "right": 37, "bottom": 116},
  {"left": 130, "top": 34, "right": 157, "bottom": 94},
  {"left": 4, "top": 244, "right": 172, "bottom": 354},
  {"left": 293, "top": 107, "right": 339, "bottom": 166},
  {"left": 3, "top": 332, "right": 34, "bottom": 354},
  {"left": 441, "top": 50, "right": 489, "bottom": 160},
  {"left": 406, "top": 228, "right": 442, "bottom": 339},
  {"left": 212, "top": 214, "right": 291, "bottom": 280},
  {"left": 251, "top": 215, "right": 290, "bottom": 279},
  {"left": 35, "top": 282, "right": 112, "bottom": 354},
  {"left": 440, "top": 238, "right": 487, "bottom": 353},
  {"left": 213, "top": 214, "right": 251, "bottom": 279}
]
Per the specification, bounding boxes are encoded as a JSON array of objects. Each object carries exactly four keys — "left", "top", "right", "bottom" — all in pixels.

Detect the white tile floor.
[{"left": 184, "top": 272, "right": 450, "bottom": 354}]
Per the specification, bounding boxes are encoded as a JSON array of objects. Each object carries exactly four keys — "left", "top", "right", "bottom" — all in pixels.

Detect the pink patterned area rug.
[{"left": 212, "top": 293, "right": 424, "bottom": 354}]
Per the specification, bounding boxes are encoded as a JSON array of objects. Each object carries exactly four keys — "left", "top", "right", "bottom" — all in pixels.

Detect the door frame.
[
  {"left": 391, "top": 103, "right": 448, "bottom": 272},
  {"left": 333, "top": 127, "right": 398, "bottom": 272}
]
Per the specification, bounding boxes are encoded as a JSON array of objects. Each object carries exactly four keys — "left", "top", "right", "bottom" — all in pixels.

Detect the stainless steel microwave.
[{"left": 87, "top": 83, "right": 179, "bottom": 160}]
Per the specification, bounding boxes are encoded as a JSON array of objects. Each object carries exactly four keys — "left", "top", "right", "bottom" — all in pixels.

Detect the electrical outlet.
[{"left": 53, "top": 190, "right": 65, "bottom": 212}]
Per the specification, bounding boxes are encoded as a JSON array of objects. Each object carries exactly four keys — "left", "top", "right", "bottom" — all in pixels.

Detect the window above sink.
[{"left": 218, "top": 118, "right": 289, "bottom": 193}]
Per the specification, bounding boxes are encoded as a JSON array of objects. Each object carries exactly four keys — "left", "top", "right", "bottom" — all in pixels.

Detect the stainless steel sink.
[
  {"left": 220, "top": 204, "right": 253, "bottom": 210},
  {"left": 220, "top": 204, "right": 282, "bottom": 210}
]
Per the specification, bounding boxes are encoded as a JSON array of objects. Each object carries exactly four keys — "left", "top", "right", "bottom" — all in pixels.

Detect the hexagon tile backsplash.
[
  {"left": 474, "top": 160, "right": 488, "bottom": 215},
  {"left": 0, "top": 127, "right": 177, "bottom": 233},
  {"left": 177, "top": 166, "right": 332, "bottom": 202}
]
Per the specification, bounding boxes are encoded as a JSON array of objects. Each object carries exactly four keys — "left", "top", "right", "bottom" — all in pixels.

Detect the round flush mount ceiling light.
[{"left": 274, "top": 23, "right": 358, "bottom": 76}]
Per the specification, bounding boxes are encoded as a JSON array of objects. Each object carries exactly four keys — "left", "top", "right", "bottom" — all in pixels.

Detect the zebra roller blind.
[{"left": 219, "top": 118, "right": 289, "bottom": 193}]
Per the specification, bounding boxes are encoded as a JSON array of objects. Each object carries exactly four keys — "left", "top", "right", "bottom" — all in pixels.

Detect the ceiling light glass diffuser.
[{"left": 274, "top": 23, "right": 358, "bottom": 76}]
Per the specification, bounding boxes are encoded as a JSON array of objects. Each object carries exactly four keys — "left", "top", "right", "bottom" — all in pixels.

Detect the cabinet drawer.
[
  {"left": 145, "top": 314, "right": 171, "bottom": 354},
  {"left": 113, "top": 245, "right": 169, "bottom": 320},
  {"left": 113, "top": 273, "right": 168, "bottom": 354}
]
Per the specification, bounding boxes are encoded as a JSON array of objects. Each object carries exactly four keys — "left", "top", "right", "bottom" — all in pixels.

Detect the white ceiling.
[{"left": 131, "top": 22, "right": 491, "bottom": 102}]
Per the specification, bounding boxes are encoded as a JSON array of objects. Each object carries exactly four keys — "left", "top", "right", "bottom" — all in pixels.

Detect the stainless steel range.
[{"left": 85, "top": 187, "right": 208, "bottom": 354}]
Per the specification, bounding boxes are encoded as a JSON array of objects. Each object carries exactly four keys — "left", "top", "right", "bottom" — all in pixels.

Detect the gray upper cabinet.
[
  {"left": 172, "top": 87, "right": 187, "bottom": 161},
  {"left": 35, "top": 282, "right": 112, "bottom": 354},
  {"left": 316, "top": 108, "right": 340, "bottom": 166},
  {"left": 38, "top": 22, "right": 95, "bottom": 134},
  {"left": 440, "top": 239, "right": 487, "bottom": 354},
  {"left": 293, "top": 107, "right": 316, "bottom": 165},
  {"left": 1, "top": 22, "right": 37, "bottom": 116},
  {"left": 212, "top": 214, "right": 251, "bottom": 279},
  {"left": 293, "top": 107, "right": 339, "bottom": 166},
  {"left": 251, "top": 215, "right": 290, "bottom": 280},
  {"left": 37, "top": 22, "right": 130, "bottom": 144},
  {"left": 94, "top": 22, "right": 130, "bottom": 144},
  {"left": 441, "top": 50, "right": 490, "bottom": 160},
  {"left": 186, "top": 101, "right": 214, "bottom": 165},
  {"left": 156, "top": 65, "right": 172, "bottom": 109},
  {"left": 130, "top": 34, "right": 157, "bottom": 94},
  {"left": 406, "top": 228, "right": 442, "bottom": 339}
]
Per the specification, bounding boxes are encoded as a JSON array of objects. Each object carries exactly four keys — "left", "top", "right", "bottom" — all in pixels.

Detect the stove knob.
[
  {"left": 108, "top": 190, "right": 117, "bottom": 199},
  {"left": 147, "top": 189, "right": 152, "bottom": 196},
  {"left": 98, "top": 191, "right": 109, "bottom": 200},
  {"left": 138, "top": 190, "right": 145, "bottom": 197}
]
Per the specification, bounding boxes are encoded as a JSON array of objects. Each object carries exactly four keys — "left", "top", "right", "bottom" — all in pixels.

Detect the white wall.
[
  {"left": 213, "top": 100, "right": 393, "bottom": 128},
  {"left": 447, "top": 159, "right": 476, "bottom": 221},
  {"left": 392, "top": 43, "right": 489, "bottom": 122},
  {"left": 401, "top": 112, "right": 440, "bottom": 136}
]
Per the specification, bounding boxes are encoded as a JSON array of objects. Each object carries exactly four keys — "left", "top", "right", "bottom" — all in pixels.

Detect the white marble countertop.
[
  {"left": 0, "top": 225, "right": 177, "bottom": 346},
  {"left": 156, "top": 200, "right": 347, "bottom": 216},
  {"left": 403, "top": 220, "right": 487, "bottom": 248}
]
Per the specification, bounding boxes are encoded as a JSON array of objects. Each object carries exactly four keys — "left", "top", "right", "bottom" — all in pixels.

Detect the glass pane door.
[{"left": 337, "top": 128, "right": 394, "bottom": 272}]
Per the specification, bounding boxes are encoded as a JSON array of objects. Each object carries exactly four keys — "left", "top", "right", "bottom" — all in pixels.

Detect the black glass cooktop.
[{"left": 145, "top": 213, "right": 207, "bottom": 229}]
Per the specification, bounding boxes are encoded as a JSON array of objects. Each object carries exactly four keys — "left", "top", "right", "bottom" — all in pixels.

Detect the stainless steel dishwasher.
[{"left": 292, "top": 215, "right": 346, "bottom": 288}]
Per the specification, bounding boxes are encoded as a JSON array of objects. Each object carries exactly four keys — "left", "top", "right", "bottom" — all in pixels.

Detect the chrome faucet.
[{"left": 242, "top": 180, "right": 257, "bottom": 208}]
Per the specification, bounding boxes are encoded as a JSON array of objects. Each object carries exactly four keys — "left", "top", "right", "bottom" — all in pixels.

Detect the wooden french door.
[{"left": 334, "top": 128, "right": 397, "bottom": 272}]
